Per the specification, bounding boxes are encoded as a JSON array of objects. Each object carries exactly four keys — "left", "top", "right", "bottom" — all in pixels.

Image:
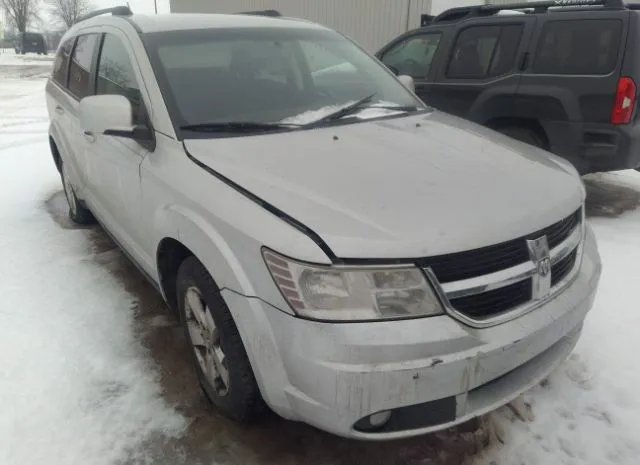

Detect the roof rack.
[
  {"left": 237, "top": 10, "right": 282, "bottom": 17},
  {"left": 420, "top": 14, "right": 435, "bottom": 27},
  {"left": 432, "top": 0, "right": 626, "bottom": 24},
  {"left": 77, "top": 5, "right": 132, "bottom": 23}
]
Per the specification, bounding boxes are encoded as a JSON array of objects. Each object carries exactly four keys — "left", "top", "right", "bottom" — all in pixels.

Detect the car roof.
[{"left": 76, "top": 13, "right": 327, "bottom": 34}]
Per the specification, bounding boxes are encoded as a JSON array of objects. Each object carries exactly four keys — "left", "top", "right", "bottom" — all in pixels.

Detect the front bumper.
[{"left": 223, "top": 227, "right": 601, "bottom": 440}]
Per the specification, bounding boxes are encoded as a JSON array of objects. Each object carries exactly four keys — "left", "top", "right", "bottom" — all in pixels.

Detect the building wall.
[{"left": 170, "top": 0, "right": 485, "bottom": 51}]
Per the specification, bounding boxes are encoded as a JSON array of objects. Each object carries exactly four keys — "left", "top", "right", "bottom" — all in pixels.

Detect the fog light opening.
[
  {"left": 369, "top": 410, "right": 392, "bottom": 429},
  {"left": 354, "top": 410, "right": 393, "bottom": 432}
]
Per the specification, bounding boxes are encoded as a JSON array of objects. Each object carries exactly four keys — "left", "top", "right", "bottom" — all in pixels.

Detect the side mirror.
[
  {"left": 397, "top": 75, "right": 415, "bottom": 93},
  {"left": 79, "top": 94, "right": 154, "bottom": 145}
]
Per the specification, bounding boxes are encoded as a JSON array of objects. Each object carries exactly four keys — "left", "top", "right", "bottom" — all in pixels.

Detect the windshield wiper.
[
  {"left": 180, "top": 122, "right": 301, "bottom": 133},
  {"left": 369, "top": 104, "right": 422, "bottom": 112},
  {"left": 304, "top": 93, "right": 377, "bottom": 128}
]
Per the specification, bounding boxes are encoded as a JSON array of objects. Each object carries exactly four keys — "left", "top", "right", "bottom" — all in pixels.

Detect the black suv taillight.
[{"left": 611, "top": 77, "right": 637, "bottom": 125}]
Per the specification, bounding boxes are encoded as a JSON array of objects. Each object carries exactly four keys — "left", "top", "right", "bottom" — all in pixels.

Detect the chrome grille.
[{"left": 425, "top": 208, "right": 584, "bottom": 327}]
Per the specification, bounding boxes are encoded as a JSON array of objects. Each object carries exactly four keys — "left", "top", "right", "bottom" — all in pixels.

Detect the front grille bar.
[
  {"left": 440, "top": 224, "right": 582, "bottom": 300},
  {"left": 424, "top": 207, "right": 585, "bottom": 328}
]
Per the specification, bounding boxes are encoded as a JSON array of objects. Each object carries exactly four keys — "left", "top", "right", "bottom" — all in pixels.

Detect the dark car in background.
[
  {"left": 376, "top": 0, "right": 640, "bottom": 174},
  {"left": 14, "top": 32, "right": 47, "bottom": 55}
]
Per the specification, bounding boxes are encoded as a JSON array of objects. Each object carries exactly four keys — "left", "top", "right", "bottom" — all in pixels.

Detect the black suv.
[
  {"left": 14, "top": 32, "right": 47, "bottom": 55},
  {"left": 376, "top": 0, "right": 640, "bottom": 174}
]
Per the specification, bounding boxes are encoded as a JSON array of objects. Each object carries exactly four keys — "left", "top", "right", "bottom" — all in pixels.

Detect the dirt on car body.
[{"left": 43, "top": 175, "right": 638, "bottom": 464}]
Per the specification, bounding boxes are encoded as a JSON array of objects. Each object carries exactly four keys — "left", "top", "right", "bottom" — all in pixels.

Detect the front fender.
[
  {"left": 151, "top": 201, "right": 309, "bottom": 314},
  {"left": 154, "top": 204, "right": 261, "bottom": 297}
]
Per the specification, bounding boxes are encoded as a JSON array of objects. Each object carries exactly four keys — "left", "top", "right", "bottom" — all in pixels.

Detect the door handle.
[
  {"left": 55, "top": 105, "right": 64, "bottom": 115},
  {"left": 83, "top": 131, "right": 96, "bottom": 143}
]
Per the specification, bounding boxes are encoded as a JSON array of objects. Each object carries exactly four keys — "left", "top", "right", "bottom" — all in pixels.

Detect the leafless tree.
[
  {"left": 0, "top": 0, "right": 39, "bottom": 33},
  {"left": 46, "top": 0, "right": 92, "bottom": 29}
]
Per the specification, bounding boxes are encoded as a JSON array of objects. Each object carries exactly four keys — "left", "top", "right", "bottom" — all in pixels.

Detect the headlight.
[{"left": 262, "top": 249, "right": 444, "bottom": 321}]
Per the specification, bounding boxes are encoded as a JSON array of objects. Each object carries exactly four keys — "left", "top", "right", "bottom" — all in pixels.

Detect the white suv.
[{"left": 46, "top": 8, "right": 602, "bottom": 439}]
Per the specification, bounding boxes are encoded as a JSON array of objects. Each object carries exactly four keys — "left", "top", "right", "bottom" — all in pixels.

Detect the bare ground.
[{"left": 43, "top": 174, "right": 640, "bottom": 465}]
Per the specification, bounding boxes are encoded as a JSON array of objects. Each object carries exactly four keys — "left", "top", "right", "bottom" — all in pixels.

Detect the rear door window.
[
  {"left": 447, "top": 25, "right": 523, "bottom": 79},
  {"left": 68, "top": 33, "right": 99, "bottom": 99},
  {"left": 380, "top": 33, "right": 442, "bottom": 78},
  {"left": 533, "top": 19, "right": 622, "bottom": 75},
  {"left": 52, "top": 38, "right": 74, "bottom": 87}
]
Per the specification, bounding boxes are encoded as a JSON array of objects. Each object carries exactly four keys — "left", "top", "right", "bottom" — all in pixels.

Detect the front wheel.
[
  {"left": 176, "top": 256, "right": 264, "bottom": 422},
  {"left": 61, "top": 163, "right": 94, "bottom": 225}
]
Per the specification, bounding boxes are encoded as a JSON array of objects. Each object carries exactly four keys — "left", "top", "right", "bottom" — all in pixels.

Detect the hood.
[{"left": 184, "top": 111, "right": 584, "bottom": 260}]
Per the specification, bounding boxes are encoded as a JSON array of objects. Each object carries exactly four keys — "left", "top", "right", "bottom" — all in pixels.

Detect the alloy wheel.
[{"left": 184, "top": 286, "right": 230, "bottom": 396}]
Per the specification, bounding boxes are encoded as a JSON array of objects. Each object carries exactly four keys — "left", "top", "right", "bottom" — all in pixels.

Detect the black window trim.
[
  {"left": 65, "top": 32, "right": 101, "bottom": 101},
  {"left": 52, "top": 37, "right": 77, "bottom": 90},
  {"left": 444, "top": 21, "right": 526, "bottom": 81},
  {"left": 94, "top": 33, "right": 107, "bottom": 94}
]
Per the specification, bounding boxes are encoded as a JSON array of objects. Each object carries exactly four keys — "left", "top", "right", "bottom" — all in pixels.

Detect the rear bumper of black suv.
[{"left": 543, "top": 120, "right": 640, "bottom": 174}]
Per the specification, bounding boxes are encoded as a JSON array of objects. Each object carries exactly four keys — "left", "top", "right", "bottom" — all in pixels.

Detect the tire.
[
  {"left": 497, "top": 126, "right": 545, "bottom": 149},
  {"left": 61, "top": 162, "right": 94, "bottom": 225},
  {"left": 176, "top": 256, "right": 264, "bottom": 422}
]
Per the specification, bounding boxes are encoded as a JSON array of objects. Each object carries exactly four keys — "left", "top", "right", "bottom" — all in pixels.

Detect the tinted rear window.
[{"left": 533, "top": 19, "right": 622, "bottom": 75}]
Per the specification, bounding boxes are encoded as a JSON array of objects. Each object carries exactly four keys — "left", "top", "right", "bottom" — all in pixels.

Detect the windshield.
[{"left": 143, "top": 27, "right": 424, "bottom": 135}]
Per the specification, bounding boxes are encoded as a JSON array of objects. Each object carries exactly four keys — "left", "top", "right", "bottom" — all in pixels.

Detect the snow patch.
[
  {"left": 0, "top": 77, "right": 186, "bottom": 465},
  {"left": 280, "top": 101, "right": 406, "bottom": 125}
]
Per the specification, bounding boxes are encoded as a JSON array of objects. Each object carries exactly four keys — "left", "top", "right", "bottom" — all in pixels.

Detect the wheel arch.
[
  {"left": 153, "top": 208, "right": 294, "bottom": 413},
  {"left": 152, "top": 205, "right": 269, "bottom": 314},
  {"left": 485, "top": 117, "right": 551, "bottom": 150},
  {"left": 49, "top": 135, "right": 63, "bottom": 174}
]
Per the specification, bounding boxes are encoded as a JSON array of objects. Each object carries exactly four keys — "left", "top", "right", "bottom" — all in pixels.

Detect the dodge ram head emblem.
[{"left": 527, "top": 236, "right": 552, "bottom": 300}]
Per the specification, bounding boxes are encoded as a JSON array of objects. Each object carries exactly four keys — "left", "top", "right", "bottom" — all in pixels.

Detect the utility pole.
[{"left": 404, "top": 0, "right": 412, "bottom": 32}]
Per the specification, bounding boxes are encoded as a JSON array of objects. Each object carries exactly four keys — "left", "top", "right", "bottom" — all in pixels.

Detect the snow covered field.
[{"left": 1, "top": 54, "right": 639, "bottom": 465}]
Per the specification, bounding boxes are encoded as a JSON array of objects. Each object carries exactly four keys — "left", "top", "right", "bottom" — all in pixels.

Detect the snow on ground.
[
  {"left": 2, "top": 57, "right": 640, "bottom": 465},
  {"left": 0, "top": 48, "right": 54, "bottom": 66},
  {"left": 0, "top": 70, "right": 187, "bottom": 465},
  {"left": 479, "top": 178, "right": 640, "bottom": 464}
]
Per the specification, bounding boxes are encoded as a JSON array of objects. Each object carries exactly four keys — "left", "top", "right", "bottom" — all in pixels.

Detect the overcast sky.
[
  {"left": 30, "top": 0, "right": 170, "bottom": 29},
  {"left": 92, "top": 0, "right": 170, "bottom": 15}
]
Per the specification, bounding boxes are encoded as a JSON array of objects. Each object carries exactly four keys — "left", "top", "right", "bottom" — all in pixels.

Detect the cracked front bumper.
[{"left": 229, "top": 227, "right": 601, "bottom": 440}]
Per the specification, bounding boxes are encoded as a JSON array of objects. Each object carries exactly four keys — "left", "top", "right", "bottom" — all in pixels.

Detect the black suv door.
[
  {"left": 376, "top": 27, "right": 448, "bottom": 104},
  {"left": 427, "top": 16, "right": 537, "bottom": 123}
]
